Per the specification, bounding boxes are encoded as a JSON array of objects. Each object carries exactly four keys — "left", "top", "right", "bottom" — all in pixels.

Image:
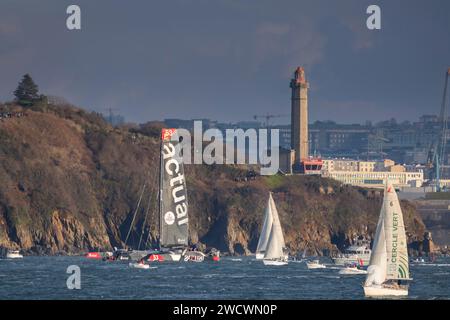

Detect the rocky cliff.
[{"left": 0, "top": 103, "right": 426, "bottom": 255}]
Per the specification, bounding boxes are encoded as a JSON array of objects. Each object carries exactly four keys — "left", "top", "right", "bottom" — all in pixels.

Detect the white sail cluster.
[{"left": 256, "top": 193, "right": 286, "bottom": 262}]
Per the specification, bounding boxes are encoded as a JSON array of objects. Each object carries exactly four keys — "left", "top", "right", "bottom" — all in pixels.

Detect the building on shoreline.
[{"left": 321, "top": 158, "right": 424, "bottom": 188}]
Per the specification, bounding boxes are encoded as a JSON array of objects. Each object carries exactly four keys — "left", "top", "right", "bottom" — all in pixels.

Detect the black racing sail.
[{"left": 159, "top": 128, "right": 189, "bottom": 249}]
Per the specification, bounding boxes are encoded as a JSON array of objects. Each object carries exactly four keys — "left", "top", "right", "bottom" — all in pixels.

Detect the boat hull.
[
  {"left": 183, "top": 251, "right": 205, "bottom": 262},
  {"left": 338, "top": 268, "right": 367, "bottom": 275},
  {"left": 306, "top": 263, "right": 326, "bottom": 269},
  {"left": 147, "top": 252, "right": 182, "bottom": 262},
  {"left": 129, "top": 262, "right": 150, "bottom": 269},
  {"left": 129, "top": 250, "right": 154, "bottom": 261},
  {"left": 263, "top": 259, "right": 288, "bottom": 266},
  {"left": 169, "top": 253, "right": 182, "bottom": 261},
  {"left": 6, "top": 253, "right": 23, "bottom": 259},
  {"left": 363, "top": 285, "right": 408, "bottom": 297},
  {"left": 332, "top": 256, "right": 370, "bottom": 266},
  {"left": 85, "top": 252, "right": 103, "bottom": 259}
]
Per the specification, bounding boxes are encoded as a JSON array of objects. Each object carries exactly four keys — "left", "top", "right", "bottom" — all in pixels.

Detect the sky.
[{"left": 0, "top": 0, "right": 449, "bottom": 124}]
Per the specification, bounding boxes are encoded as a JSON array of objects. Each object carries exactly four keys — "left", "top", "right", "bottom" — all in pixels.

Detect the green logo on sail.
[{"left": 391, "top": 212, "right": 398, "bottom": 263}]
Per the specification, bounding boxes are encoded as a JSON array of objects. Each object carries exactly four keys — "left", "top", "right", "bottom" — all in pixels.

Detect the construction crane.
[
  {"left": 253, "top": 113, "right": 288, "bottom": 128},
  {"left": 427, "top": 68, "right": 450, "bottom": 192}
]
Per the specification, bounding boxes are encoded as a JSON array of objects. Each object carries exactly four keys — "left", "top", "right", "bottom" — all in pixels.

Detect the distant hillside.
[{"left": 0, "top": 102, "right": 427, "bottom": 255}]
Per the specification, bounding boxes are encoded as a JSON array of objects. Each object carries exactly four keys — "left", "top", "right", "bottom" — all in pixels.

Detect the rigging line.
[
  {"left": 144, "top": 191, "right": 158, "bottom": 249},
  {"left": 138, "top": 189, "right": 154, "bottom": 250},
  {"left": 124, "top": 182, "right": 147, "bottom": 247}
]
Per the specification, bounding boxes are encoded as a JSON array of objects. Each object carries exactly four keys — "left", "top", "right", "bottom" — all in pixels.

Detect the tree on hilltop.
[{"left": 14, "top": 74, "right": 41, "bottom": 107}]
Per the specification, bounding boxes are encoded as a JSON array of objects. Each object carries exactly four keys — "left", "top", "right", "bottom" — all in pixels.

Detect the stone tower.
[{"left": 290, "top": 67, "right": 309, "bottom": 170}]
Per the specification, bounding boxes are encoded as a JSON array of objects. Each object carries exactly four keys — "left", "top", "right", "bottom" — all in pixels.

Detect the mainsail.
[
  {"left": 365, "top": 193, "right": 388, "bottom": 286},
  {"left": 159, "top": 128, "right": 189, "bottom": 248},
  {"left": 270, "top": 195, "right": 286, "bottom": 249},
  {"left": 384, "top": 184, "right": 410, "bottom": 280},
  {"left": 256, "top": 196, "right": 274, "bottom": 255},
  {"left": 264, "top": 194, "right": 286, "bottom": 260},
  {"left": 365, "top": 182, "right": 409, "bottom": 286}
]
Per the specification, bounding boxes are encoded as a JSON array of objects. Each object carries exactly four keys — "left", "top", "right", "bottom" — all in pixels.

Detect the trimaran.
[
  {"left": 144, "top": 128, "right": 219, "bottom": 263},
  {"left": 120, "top": 128, "right": 219, "bottom": 264}
]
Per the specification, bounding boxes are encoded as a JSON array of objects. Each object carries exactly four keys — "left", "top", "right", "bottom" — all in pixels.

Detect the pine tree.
[{"left": 14, "top": 74, "right": 40, "bottom": 106}]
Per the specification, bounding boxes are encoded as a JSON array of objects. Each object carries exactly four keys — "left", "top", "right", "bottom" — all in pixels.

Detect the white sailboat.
[
  {"left": 363, "top": 182, "right": 411, "bottom": 297},
  {"left": 255, "top": 196, "right": 273, "bottom": 260},
  {"left": 262, "top": 193, "right": 288, "bottom": 266}
]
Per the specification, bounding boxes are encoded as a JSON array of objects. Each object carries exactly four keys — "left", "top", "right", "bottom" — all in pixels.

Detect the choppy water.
[{"left": 0, "top": 256, "right": 449, "bottom": 299}]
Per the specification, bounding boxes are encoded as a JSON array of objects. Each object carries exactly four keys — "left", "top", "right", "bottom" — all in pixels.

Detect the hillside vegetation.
[{"left": 0, "top": 102, "right": 426, "bottom": 255}]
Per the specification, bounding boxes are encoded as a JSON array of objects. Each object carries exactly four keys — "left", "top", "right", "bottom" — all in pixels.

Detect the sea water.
[{"left": 0, "top": 256, "right": 449, "bottom": 299}]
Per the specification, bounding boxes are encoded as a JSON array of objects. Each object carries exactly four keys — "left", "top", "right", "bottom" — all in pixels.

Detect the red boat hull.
[{"left": 85, "top": 252, "right": 102, "bottom": 259}]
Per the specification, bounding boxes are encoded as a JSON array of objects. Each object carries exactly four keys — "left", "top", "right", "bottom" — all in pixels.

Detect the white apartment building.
[
  {"left": 321, "top": 158, "right": 424, "bottom": 188},
  {"left": 322, "top": 170, "right": 424, "bottom": 188}
]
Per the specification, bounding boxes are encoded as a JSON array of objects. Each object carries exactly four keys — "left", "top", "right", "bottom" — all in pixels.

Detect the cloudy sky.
[{"left": 1, "top": 0, "right": 449, "bottom": 124}]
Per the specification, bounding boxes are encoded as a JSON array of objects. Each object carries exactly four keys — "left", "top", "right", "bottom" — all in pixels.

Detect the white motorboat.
[
  {"left": 363, "top": 182, "right": 411, "bottom": 298},
  {"left": 339, "top": 265, "right": 367, "bottom": 275},
  {"left": 6, "top": 250, "right": 23, "bottom": 259},
  {"left": 332, "top": 240, "right": 371, "bottom": 266},
  {"left": 306, "top": 259, "right": 326, "bottom": 269},
  {"left": 263, "top": 259, "right": 288, "bottom": 266}
]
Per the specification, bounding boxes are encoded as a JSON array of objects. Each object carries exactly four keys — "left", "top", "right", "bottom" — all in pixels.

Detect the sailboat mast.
[{"left": 158, "top": 139, "right": 163, "bottom": 251}]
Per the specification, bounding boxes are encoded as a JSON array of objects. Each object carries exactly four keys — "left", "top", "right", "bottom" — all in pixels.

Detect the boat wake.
[
  {"left": 327, "top": 266, "right": 342, "bottom": 270},
  {"left": 322, "top": 275, "right": 341, "bottom": 279}
]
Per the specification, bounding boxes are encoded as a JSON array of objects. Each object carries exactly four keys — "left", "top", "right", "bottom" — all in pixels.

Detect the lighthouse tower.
[
  {"left": 290, "top": 67, "right": 309, "bottom": 171},
  {"left": 290, "top": 67, "right": 322, "bottom": 174}
]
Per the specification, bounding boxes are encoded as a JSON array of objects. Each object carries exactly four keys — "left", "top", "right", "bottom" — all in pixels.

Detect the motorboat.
[
  {"left": 332, "top": 239, "right": 371, "bottom": 266},
  {"left": 339, "top": 264, "right": 367, "bottom": 275},
  {"left": 306, "top": 259, "right": 326, "bottom": 269},
  {"left": 6, "top": 250, "right": 23, "bottom": 259}
]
